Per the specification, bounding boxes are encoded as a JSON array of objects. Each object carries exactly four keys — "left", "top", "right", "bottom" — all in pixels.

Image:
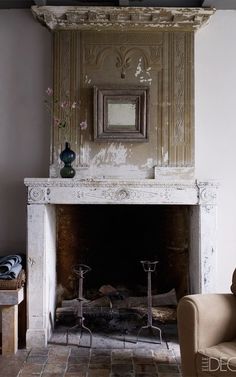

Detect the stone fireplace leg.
[
  {"left": 189, "top": 203, "right": 217, "bottom": 294},
  {"left": 199, "top": 204, "right": 217, "bottom": 293},
  {"left": 26, "top": 204, "right": 56, "bottom": 348}
]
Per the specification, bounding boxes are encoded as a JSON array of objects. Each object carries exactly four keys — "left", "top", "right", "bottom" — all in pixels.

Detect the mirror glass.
[{"left": 107, "top": 100, "right": 136, "bottom": 129}]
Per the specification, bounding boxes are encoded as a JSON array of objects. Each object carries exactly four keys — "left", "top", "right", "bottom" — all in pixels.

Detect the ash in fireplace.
[{"left": 55, "top": 285, "right": 177, "bottom": 334}]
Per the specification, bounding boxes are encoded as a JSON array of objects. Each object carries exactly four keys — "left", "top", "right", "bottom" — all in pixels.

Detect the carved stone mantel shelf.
[
  {"left": 24, "top": 178, "right": 218, "bottom": 206},
  {"left": 31, "top": 6, "right": 215, "bottom": 32}
]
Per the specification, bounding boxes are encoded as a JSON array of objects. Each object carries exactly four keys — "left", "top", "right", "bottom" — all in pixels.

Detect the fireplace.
[
  {"left": 25, "top": 178, "right": 217, "bottom": 348},
  {"left": 25, "top": 5, "right": 216, "bottom": 348}
]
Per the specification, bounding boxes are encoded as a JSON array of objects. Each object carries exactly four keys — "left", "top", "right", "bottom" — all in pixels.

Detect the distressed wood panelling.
[
  {"left": 166, "top": 32, "right": 194, "bottom": 166},
  {"left": 52, "top": 31, "right": 79, "bottom": 175},
  {"left": 51, "top": 28, "right": 194, "bottom": 177}
]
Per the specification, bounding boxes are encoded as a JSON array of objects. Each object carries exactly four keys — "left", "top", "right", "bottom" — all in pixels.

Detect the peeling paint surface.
[
  {"left": 90, "top": 143, "right": 128, "bottom": 167},
  {"left": 84, "top": 74, "right": 92, "bottom": 85},
  {"left": 135, "top": 58, "right": 152, "bottom": 84},
  {"left": 163, "top": 150, "right": 169, "bottom": 164},
  {"left": 154, "top": 167, "right": 195, "bottom": 181},
  {"left": 141, "top": 158, "right": 154, "bottom": 169}
]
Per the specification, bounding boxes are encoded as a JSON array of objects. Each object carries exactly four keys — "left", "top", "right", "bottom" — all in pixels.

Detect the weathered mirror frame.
[{"left": 93, "top": 86, "right": 149, "bottom": 142}]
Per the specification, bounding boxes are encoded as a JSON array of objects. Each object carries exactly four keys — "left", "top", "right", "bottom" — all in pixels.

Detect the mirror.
[{"left": 94, "top": 86, "right": 149, "bottom": 142}]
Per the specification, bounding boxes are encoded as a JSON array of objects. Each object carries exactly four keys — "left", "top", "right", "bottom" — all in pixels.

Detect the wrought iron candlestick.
[
  {"left": 66, "top": 264, "right": 92, "bottom": 348},
  {"left": 136, "top": 260, "right": 162, "bottom": 344}
]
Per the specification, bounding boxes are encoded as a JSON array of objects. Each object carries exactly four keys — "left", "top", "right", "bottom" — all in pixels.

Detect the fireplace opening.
[{"left": 54, "top": 204, "right": 190, "bottom": 334}]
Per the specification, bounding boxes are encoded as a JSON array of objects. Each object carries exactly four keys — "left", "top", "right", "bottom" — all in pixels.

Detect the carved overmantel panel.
[
  {"left": 50, "top": 29, "right": 196, "bottom": 178},
  {"left": 30, "top": 6, "right": 215, "bottom": 179}
]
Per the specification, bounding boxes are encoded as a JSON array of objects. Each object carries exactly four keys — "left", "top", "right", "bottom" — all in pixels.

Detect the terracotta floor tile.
[
  {"left": 158, "top": 374, "right": 181, "bottom": 377},
  {"left": 41, "top": 373, "right": 64, "bottom": 377},
  {"left": 68, "top": 356, "right": 90, "bottom": 364},
  {"left": 88, "top": 369, "right": 111, "bottom": 377},
  {"left": 134, "top": 363, "right": 157, "bottom": 374},
  {"left": 66, "top": 363, "right": 88, "bottom": 373},
  {"left": 29, "top": 348, "right": 49, "bottom": 357},
  {"left": 135, "top": 374, "right": 158, "bottom": 377},
  {"left": 157, "top": 363, "right": 180, "bottom": 373},
  {"left": 43, "top": 363, "right": 67, "bottom": 374},
  {"left": 70, "top": 347, "right": 91, "bottom": 356},
  {"left": 19, "top": 362, "right": 44, "bottom": 374},
  {"left": 0, "top": 324, "right": 181, "bottom": 377},
  {"left": 89, "top": 363, "right": 111, "bottom": 369},
  {"left": 26, "top": 355, "right": 48, "bottom": 364},
  {"left": 133, "top": 356, "right": 155, "bottom": 364},
  {"left": 112, "top": 363, "right": 134, "bottom": 374}
]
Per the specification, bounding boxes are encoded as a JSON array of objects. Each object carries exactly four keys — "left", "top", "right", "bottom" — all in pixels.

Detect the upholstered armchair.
[{"left": 177, "top": 270, "right": 236, "bottom": 376}]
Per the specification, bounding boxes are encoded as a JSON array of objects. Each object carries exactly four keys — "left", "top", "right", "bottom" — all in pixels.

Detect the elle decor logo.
[{"left": 202, "top": 357, "right": 236, "bottom": 372}]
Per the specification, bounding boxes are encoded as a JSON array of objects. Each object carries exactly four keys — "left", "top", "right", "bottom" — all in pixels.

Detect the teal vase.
[{"left": 60, "top": 142, "right": 76, "bottom": 178}]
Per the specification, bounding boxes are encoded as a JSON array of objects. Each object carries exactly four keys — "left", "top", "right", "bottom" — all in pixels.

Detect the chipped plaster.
[{"left": 135, "top": 58, "right": 152, "bottom": 85}]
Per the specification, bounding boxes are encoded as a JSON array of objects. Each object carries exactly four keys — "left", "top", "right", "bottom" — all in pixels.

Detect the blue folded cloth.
[
  {"left": 0, "top": 264, "right": 22, "bottom": 280},
  {"left": 0, "top": 255, "right": 22, "bottom": 273},
  {"left": 0, "top": 255, "right": 23, "bottom": 280}
]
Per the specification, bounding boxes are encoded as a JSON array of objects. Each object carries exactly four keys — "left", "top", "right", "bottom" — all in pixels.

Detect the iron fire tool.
[
  {"left": 66, "top": 264, "right": 93, "bottom": 348},
  {"left": 136, "top": 260, "right": 162, "bottom": 344}
]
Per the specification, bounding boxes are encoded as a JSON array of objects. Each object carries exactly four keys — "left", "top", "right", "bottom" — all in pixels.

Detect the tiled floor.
[{"left": 0, "top": 325, "right": 182, "bottom": 377}]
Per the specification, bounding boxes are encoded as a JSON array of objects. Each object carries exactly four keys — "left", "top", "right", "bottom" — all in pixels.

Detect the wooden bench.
[{"left": 0, "top": 288, "right": 24, "bottom": 354}]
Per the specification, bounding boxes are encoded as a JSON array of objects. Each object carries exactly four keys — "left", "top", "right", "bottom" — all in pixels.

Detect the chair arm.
[{"left": 177, "top": 294, "right": 236, "bottom": 377}]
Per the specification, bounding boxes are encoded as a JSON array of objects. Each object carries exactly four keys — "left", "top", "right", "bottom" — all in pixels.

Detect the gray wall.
[
  {"left": 0, "top": 10, "right": 52, "bottom": 255},
  {"left": 195, "top": 10, "right": 236, "bottom": 291}
]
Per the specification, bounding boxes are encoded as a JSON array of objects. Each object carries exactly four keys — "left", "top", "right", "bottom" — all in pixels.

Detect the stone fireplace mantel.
[
  {"left": 25, "top": 178, "right": 218, "bottom": 348},
  {"left": 25, "top": 178, "right": 217, "bottom": 206}
]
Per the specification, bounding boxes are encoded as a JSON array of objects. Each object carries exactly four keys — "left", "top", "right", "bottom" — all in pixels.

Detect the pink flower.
[
  {"left": 53, "top": 117, "right": 60, "bottom": 127},
  {"left": 71, "top": 101, "right": 77, "bottom": 109},
  {"left": 46, "top": 87, "right": 53, "bottom": 96},
  {"left": 60, "top": 101, "right": 69, "bottom": 109},
  {"left": 80, "top": 121, "right": 87, "bottom": 130}
]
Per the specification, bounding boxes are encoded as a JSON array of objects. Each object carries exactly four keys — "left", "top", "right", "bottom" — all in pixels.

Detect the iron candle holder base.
[
  {"left": 66, "top": 264, "right": 93, "bottom": 348},
  {"left": 136, "top": 260, "right": 162, "bottom": 345}
]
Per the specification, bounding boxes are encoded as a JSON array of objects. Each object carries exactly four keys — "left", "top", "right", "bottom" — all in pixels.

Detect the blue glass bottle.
[{"left": 60, "top": 142, "right": 76, "bottom": 178}]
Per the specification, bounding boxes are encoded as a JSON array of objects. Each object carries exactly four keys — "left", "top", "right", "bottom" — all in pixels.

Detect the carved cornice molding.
[
  {"left": 31, "top": 6, "right": 215, "bottom": 32},
  {"left": 24, "top": 178, "right": 218, "bottom": 206}
]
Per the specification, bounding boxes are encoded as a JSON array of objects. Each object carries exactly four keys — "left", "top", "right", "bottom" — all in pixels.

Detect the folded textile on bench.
[
  {"left": 0, "top": 269, "right": 26, "bottom": 289},
  {"left": 0, "top": 255, "right": 22, "bottom": 280}
]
